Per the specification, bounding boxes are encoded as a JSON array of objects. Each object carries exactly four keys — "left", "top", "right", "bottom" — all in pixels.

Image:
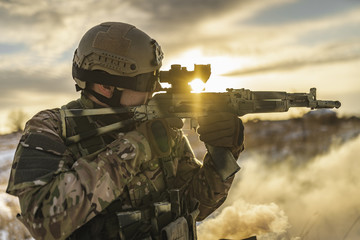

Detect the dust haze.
[{"left": 197, "top": 136, "right": 360, "bottom": 240}]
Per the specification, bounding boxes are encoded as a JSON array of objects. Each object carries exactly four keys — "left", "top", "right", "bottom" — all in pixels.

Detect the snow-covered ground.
[
  {"left": 0, "top": 149, "right": 16, "bottom": 185},
  {"left": 0, "top": 133, "right": 33, "bottom": 240},
  {"left": 0, "top": 132, "right": 19, "bottom": 191}
]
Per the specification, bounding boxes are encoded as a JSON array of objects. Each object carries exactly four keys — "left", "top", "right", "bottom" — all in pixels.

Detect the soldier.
[{"left": 6, "top": 22, "right": 244, "bottom": 240}]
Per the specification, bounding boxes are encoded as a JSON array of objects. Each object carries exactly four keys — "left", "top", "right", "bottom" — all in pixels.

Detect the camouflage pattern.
[{"left": 7, "top": 94, "right": 237, "bottom": 240}]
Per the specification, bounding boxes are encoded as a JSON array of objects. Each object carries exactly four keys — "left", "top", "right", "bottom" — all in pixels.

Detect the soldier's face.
[{"left": 119, "top": 89, "right": 152, "bottom": 106}]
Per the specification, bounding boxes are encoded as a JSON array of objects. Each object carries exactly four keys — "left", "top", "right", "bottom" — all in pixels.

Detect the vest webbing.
[
  {"left": 60, "top": 99, "right": 107, "bottom": 157},
  {"left": 60, "top": 99, "right": 197, "bottom": 239}
]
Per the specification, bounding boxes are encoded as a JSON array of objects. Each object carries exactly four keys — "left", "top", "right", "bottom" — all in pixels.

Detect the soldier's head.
[{"left": 72, "top": 22, "right": 163, "bottom": 107}]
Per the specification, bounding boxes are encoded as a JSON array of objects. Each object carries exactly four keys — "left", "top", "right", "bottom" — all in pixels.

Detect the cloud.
[
  {"left": 0, "top": 69, "right": 71, "bottom": 96},
  {"left": 223, "top": 40, "right": 360, "bottom": 76},
  {"left": 147, "top": 0, "right": 295, "bottom": 57},
  {"left": 0, "top": 0, "right": 291, "bottom": 59},
  {"left": 0, "top": 60, "right": 75, "bottom": 110},
  {"left": 1, "top": 0, "right": 359, "bottom": 62},
  {"left": 243, "top": 0, "right": 360, "bottom": 25},
  {"left": 0, "top": 0, "right": 291, "bottom": 100},
  {"left": 0, "top": 1, "right": 144, "bottom": 57},
  {"left": 131, "top": 0, "right": 241, "bottom": 25},
  {"left": 203, "top": 6, "right": 360, "bottom": 79}
]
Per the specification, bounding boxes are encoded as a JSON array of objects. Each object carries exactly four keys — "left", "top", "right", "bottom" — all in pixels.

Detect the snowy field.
[{"left": 0, "top": 133, "right": 33, "bottom": 240}]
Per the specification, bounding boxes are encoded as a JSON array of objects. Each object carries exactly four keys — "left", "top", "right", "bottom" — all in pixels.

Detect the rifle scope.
[{"left": 159, "top": 64, "right": 211, "bottom": 93}]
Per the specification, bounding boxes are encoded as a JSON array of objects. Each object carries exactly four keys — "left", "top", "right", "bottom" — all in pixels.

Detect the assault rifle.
[
  {"left": 137, "top": 64, "right": 341, "bottom": 120},
  {"left": 62, "top": 64, "right": 341, "bottom": 180}
]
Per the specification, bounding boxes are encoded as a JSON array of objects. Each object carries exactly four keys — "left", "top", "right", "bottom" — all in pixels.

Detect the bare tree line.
[{"left": 7, "top": 109, "right": 28, "bottom": 133}]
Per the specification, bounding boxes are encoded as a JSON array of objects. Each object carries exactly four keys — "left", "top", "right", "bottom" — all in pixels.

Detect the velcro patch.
[
  {"left": 23, "top": 132, "right": 66, "bottom": 156},
  {"left": 14, "top": 148, "right": 62, "bottom": 184}
]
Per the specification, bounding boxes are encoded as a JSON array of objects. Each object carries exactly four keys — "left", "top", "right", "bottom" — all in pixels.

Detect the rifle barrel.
[{"left": 316, "top": 100, "right": 341, "bottom": 109}]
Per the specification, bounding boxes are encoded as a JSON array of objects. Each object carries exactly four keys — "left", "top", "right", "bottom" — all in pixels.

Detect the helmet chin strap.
[{"left": 85, "top": 88, "right": 123, "bottom": 107}]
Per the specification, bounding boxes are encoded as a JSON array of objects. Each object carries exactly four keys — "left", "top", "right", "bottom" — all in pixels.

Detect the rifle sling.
[{"left": 60, "top": 107, "right": 136, "bottom": 145}]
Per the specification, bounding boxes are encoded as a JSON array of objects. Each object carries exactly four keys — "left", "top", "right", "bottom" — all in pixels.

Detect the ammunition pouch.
[
  {"left": 117, "top": 210, "right": 151, "bottom": 240},
  {"left": 117, "top": 202, "right": 172, "bottom": 240},
  {"left": 161, "top": 217, "right": 189, "bottom": 240},
  {"left": 116, "top": 199, "right": 199, "bottom": 240},
  {"left": 185, "top": 207, "right": 200, "bottom": 240}
]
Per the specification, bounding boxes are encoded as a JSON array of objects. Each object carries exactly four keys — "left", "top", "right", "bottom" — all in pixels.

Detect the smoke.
[
  {"left": 197, "top": 200, "right": 290, "bottom": 240},
  {"left": 198, "top": 136, "right": 360, "bottom": 240}
]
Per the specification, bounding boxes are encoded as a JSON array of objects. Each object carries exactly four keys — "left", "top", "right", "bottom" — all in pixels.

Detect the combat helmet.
[{"left": 72, "top": 22, "right": 163, "bottom": 92}]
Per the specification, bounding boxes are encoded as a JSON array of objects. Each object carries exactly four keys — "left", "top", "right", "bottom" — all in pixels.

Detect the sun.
[{"left": 188, "top": 78, "right": 206, "bottom": 93}]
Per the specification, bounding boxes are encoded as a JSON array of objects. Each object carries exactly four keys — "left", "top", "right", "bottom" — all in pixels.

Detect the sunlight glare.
[
  {"left": 188, "top": 78, "right": 206, "bottom": 93},
  {"left": 164, "top": 48, "right": 256, "bottom": 92}
]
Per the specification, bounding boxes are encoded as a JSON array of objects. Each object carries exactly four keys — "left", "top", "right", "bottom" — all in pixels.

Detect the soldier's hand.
[
  {"left": 136, "top": 118, "right": 183, "bottom": 158},
  {"left": 197, "top": 112, "right": 244, "bottom": 148}
]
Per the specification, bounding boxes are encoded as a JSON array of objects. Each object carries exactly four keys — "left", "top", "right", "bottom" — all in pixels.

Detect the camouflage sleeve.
[
  {"left": 6, "top": 109, "right": 151, "bottom": 240},
  {"left": 174, "top": 133, "right": 239, "bottom": 221}
]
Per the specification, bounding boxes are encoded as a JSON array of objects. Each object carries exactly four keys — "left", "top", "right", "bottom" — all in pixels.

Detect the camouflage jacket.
[{"left": 6, "top": 94, "right": 239, "bottom": 240}]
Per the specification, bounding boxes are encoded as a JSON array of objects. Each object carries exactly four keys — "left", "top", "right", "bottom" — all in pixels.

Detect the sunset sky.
[{"left": 1, "top": 0, "right": 360, "bottom": 133}]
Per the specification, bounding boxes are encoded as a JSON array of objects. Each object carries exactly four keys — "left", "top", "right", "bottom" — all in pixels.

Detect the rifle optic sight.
[{"left": 159, "top": 64, "right": 211, "bottom": 93}]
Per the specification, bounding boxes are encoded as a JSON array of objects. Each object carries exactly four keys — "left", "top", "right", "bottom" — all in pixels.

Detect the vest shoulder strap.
[{"left": 60, "top": 99, "right": 106, "bottom": 157}]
